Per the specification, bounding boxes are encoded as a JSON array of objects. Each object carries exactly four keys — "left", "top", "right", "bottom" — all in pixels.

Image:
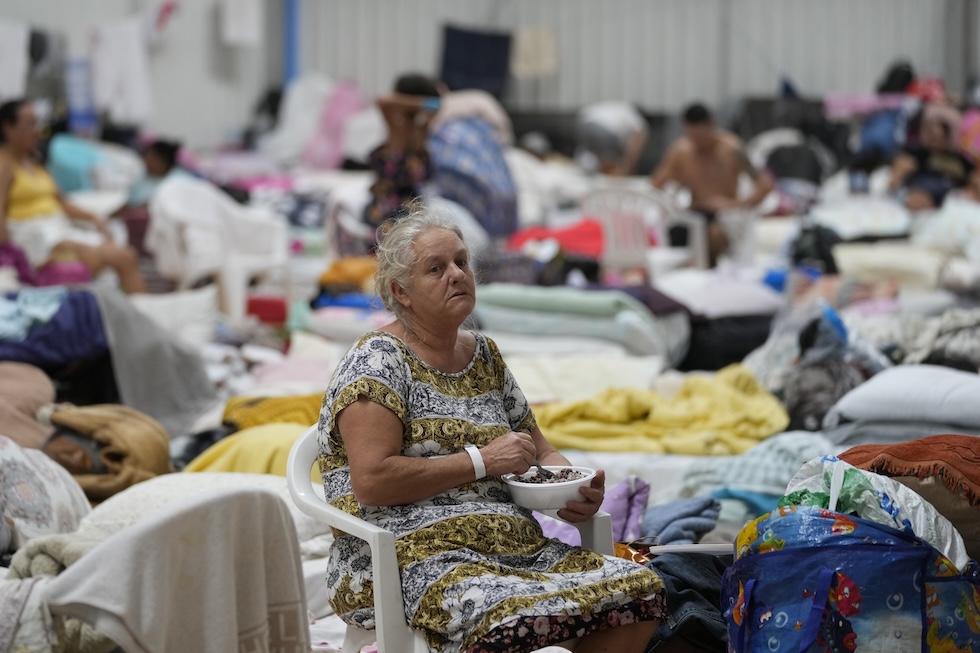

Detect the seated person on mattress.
[
  {"left": 887, "top": 115, "right": 974, "bottom": 211},
  {"left": 127, "top": 138, "right": 188, "bottom": 208},
  {"left": 0, "top": 99, "right": 146, "bottom": 293},
  {"left": 363, "top": 74, "right": 438, "bottom": 231},
  {"left": 651, "top": 103, "right": 773, "bottom": 266},
  {"left": 576, "top": 100, "right": 649, "bottom": 176},
  {"left": 318, "top": 207, "right": 665, "bottom": 653}
]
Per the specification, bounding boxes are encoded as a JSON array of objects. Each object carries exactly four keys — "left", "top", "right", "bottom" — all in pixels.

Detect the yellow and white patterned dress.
[{"left": 318, "top": 331, "right": 665, "bottom": 653}]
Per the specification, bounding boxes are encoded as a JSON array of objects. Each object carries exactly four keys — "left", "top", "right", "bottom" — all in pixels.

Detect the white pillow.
[
  {"left": 129, "top": 285, "right": 219, "bottom": 348},
  {"left": 832, "top": 242, "right": 947, "bottom": 289},
  {"left": 654, "top": 269, "right": 783, "bottom": 318},
  {"left": 288, "top": 330, "right": 345, "bottom": 360},
  {"left": 823, "top": 365, "right": 980, "bottom": 429},
  {"left": 811, "top": 196, "right": 911, "bottom": 240}
]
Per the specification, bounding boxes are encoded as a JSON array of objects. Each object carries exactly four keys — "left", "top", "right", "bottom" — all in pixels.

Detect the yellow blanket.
[
  {"left": 184, "top": 423, "right": 308, "bottom": 476},
  {"left": 535, "top": 365, "right": 789, "bottom": 455},
  {"left": 222, "top": 394, "right": 323, "bottom": 432}
]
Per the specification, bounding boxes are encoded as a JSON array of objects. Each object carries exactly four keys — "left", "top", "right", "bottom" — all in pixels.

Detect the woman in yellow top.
[{"left": 0, "top": 99, "right": 145, "bottom": 293}]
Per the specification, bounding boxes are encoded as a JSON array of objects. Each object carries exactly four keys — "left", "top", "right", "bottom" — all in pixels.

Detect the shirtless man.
[{"left": 651, "top": 103, "right": 773, "bottom": 264}]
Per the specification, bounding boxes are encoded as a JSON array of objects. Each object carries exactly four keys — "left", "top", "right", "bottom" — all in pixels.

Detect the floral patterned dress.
[
  {"left": 318, "top": 332, "right": 665, "bottom": 653},
  {"left": 363, "top": 145, "right": 432, "bottom": 229}
]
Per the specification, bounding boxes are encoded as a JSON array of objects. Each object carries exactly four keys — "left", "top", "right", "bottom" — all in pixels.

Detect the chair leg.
[{"left": 219, "top": 262, "right": 248, "bottom": 323}]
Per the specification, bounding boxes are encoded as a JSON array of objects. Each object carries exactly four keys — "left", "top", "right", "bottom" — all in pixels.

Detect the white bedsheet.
[
  {"left": 562, "top": 450, "right": 701, "bottom": 504},
  {"left": 506, "top": 352, "right": 664, "bottom": 405}
]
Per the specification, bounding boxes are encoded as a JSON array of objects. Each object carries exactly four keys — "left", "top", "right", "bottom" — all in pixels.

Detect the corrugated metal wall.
[{"left": 300, "top": 0, "right": 961, "bottom": 112}]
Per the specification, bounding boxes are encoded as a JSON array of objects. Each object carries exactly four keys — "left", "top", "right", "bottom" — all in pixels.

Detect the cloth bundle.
[
  {"left": 7, "top": 478, "right": 311, "bottom": 653},
  {"left": 183, "top": 422, "right": 307, "bottom": 475},
  {"left": 781, "top": 456, "right": 970, "bottom": 570},
  {"left": 222, "top": 393, "right": 322, "bottom": 432},
  {"left": 40, "top": 403, "right": 172, "bottom": 503},
  {"left": 840, "top": 433, "right": 980, "bottom": 561},
  {"left": 641, "top": 497, "right": 723, "bottom": 546},
  {"left": 43, "top": 486, "right": 310, "bottom": 653},
  {"left": 535, "top": 365, "right": 789, "bottom": 455},
  {"left": 0, "top": 362, "right": 55, "bottom": 448},
  {"left": 840, "top": 434, "right": 980, "bottom": 507}
]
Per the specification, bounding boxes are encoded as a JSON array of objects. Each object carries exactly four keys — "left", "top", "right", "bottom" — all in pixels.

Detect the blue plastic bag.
[{"left": 722, "top": 505, "right": 980, "bottom": 652}]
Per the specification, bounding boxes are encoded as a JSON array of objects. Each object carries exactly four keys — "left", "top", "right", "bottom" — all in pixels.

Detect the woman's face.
[
  {"left": 395, "top": 228, "right": 476, "bottom": 327},
  {"left": 3, "top": 104, "right": 39, "bottom": 153}
]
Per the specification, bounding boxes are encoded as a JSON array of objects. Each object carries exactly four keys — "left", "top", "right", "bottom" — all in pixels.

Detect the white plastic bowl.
[{"left": 502, "top": 466, "right": 596, "bottom": 511}]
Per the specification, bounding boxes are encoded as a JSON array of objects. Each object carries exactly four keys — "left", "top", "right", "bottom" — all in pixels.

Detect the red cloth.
[
  {"left": 839, "top": 434, "right": 980, "bottom": 507},
  {"left": 507, "top": 218, "right": 604, "bottom": 258}
]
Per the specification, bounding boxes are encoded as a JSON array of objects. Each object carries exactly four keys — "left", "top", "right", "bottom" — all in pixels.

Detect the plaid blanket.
[{"left": 428, "top": 117, "right": 518, "bottom": 238}]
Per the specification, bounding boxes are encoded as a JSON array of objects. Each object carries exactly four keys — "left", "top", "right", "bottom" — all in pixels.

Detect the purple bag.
[
  {"left": 535, "top": 476, "right": 650, "bottom": 546},
  {"left": 0, "top": 242, "right": 36, "bottom": 285}
]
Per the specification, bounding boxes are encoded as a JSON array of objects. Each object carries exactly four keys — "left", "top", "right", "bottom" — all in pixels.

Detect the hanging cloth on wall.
[
  {"left": 511, "top": 27, "right": 558, "bottom": 79},
  {"left": 0, "top": 19, "right": 30, "bottom": 102},
  {"left": 439, "top": 25, "right": 512, "bottom": 101},
  {"left": 89, "top": 17, "right": 153, "bottom": 125},
  {"left": 220, "top": 0, "right": 264, "bottom": 47}
]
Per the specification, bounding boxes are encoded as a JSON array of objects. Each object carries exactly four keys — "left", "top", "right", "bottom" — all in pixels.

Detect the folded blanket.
[
  {"left": 0, "top": 577, "right": 110, "bottom": 653},
  {"left": 5, "top": 534, "right": 117, "bottom": 653},
  {"left": 0, "top": 577, "right": 42, "bottom": 652},
  {"left": 222, "top": 393, "right": 322, "bottom": 432},
  {"left": 679, "top": 431, "right": 838, "bottom": 499},
  {"left": 475, "top": 302, "right": 669, "bottom": 357},
  {"left": 478, "top": 282, "right": 659, "bottom": 322},
  {"left": 839, "top": 433, "right": 980, "bottom": 507},
  {"left": 536, "top": 365, "right": 789, "bottom": 454},
  {"left": 91, "top": 285, "right": 217, "bottom": 439},
  {"left": 184, "top": 422, "right": 306, "bottom": 475},
  {"left": 44, "top": 487, "right": 310, "bottom": 653},
  {"left": 640, "top": 497, "right": 722, "bottom": 545},
  {"left": 7, "top": 531, "right": 105, "bottom": 579}
]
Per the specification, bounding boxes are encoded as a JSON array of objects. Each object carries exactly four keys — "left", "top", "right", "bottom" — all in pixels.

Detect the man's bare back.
[
  {"left": 650, "top": 104, "right": 773, "bottom": 264},
  {"left": 651, "top": 130, "right": 759, "bottom": 212}
]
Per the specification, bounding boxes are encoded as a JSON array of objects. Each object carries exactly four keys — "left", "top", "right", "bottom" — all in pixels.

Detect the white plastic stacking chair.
[
  {"left": 580, "top": 186, "right": 709, "bottom": 282},
  {"left": 148, "top": 176, "right": 290, "bottom": 322},
  {"left": 286, "top": 425, "right": 616, "bottom": 653}
]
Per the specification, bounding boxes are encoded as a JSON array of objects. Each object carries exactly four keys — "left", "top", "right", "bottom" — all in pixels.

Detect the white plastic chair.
[
  {"left": 148, "top": 176, "right": 290, "bottom": 322},
  {"left": 580, "top": 186, "right": 709, "bottom": 282},
  {"left": 286, "top": 425, "right": 616, "bottom": 653}
]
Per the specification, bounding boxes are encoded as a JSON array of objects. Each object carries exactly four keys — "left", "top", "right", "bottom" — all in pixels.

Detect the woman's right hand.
[{"left": 480, "top": 431, "right": 536, "bottom": 477}]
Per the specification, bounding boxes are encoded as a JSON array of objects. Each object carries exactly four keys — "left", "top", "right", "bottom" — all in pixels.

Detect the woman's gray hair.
[{"left": 375, "top": 206, "right": 467, "bottom": 316}]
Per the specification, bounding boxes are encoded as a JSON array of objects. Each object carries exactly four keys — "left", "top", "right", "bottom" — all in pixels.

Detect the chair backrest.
[
  {"left": 285, "top": 425, "right": 322, "bottom": 516},
  {"left": 285, "top": 425, "right": 424, "bottom": 653},
  {"left": 580, "top": 186, "right": 679, "bottom": 277}
]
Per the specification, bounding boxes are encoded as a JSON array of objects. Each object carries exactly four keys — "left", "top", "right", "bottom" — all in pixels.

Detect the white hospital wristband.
[{"left": 464, "top": 445, "right": 486, "bottom": 480}]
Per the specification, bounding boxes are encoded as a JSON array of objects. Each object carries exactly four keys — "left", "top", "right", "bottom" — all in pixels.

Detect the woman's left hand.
[{"left": 556, "top": 469, "right": 605, "bottom": 523}]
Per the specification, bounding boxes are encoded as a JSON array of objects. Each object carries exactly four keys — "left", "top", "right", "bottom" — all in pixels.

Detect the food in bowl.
[
  {"left": 511, "top": 468, "right": 586, "bottom": 484},
  {"left": 502, "top": 465, "right": 596, "bottom": 511}
]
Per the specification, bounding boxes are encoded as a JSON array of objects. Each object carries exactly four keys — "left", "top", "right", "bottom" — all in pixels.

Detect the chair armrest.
[
  {"left": 571, "top": 511, "right": 615, "bottom": 556},
  {"left": 643, "top": 543, "right": 734, "bottom": 556},
  {"left": 291, "top": 483, "right": 392, "bottom": 541},
  {"left": 286, "top": 426, "right": 417, "bottom": 652}
]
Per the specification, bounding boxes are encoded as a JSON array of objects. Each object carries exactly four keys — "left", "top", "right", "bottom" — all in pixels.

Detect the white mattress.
[{"left": 561, "top": 450, "right": 702, "bottom": 504}]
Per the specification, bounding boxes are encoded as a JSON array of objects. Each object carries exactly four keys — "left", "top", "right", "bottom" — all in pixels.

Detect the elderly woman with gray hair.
[{"left": 317, "top": 208, "right": 665, "bottom": 653}]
